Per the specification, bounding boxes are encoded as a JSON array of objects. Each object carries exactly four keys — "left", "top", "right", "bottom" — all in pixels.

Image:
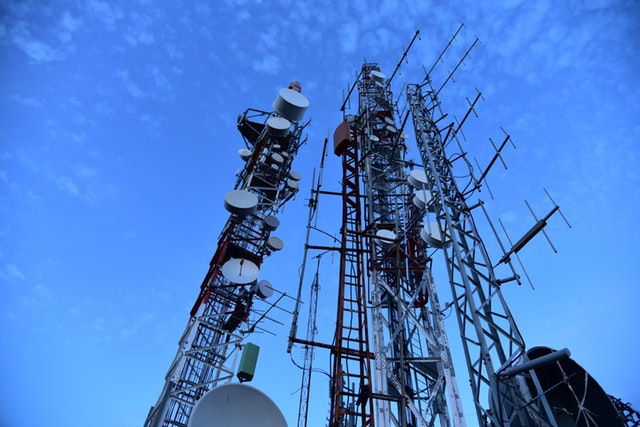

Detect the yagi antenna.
[
  {"left": 473, "top": 157, "right": 495, "bottom": 199},
  {"left": 499, "top": 189, "right": 571, "bottom": 266},
  {"left": 498, "top": 218, "right": 534, "bottom": 288},
  {"left": 476, "top": 128, "right": 515, "bottom": 191}
]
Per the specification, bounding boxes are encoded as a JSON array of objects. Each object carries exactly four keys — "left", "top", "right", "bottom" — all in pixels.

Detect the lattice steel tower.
[
  {"left": 144, "top": 82, "right": 310, "bottom": 427},
  {"left": 288, "top": 30, "right": 637, "bottom": 427}
]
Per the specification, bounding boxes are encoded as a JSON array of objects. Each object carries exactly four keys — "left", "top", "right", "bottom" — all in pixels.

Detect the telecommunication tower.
[
  {"left": 143, "top": 28, "right": 639, "bottom": 427},
  {"left": 287, "top": 29, "right": 638, "bottom": 427},
  {"left": 143, "top": 82, "right": 310, "bottom": 427}
]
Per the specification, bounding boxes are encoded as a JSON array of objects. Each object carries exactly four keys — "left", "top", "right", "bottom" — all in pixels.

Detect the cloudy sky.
[{"left": 1, "top": 1, "right": 639, "bottom": 426}]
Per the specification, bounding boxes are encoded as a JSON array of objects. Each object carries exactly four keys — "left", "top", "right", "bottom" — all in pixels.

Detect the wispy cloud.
[
  {"left": 115, "top": 68, "right": 146, "bottom": 99},
  {"left": 252, "top": 54, "right": 281, "bottom": 75},
  {"left": 58, "top": 10, "right": 82, "bottom": 43},
  {"left": 124, "top": 11, "right": 155, "bottom": 47},
  {"left": 85, "top": 0, "right": 123, "bottom": 27},
  {"left": 339, "top": 23, "right": 359, "bottom": 54},
  {"left": 53, "top": 175, "right": 81, "bottom": 196},
  {"left": 2, "top": 263, "right": 26, "bottom": 282},
  {"left": 8, "top": 20, "right": 62, "bottom": 63},
  {"left": 12, "top": 94, "right": 44, "bottom": 108}
]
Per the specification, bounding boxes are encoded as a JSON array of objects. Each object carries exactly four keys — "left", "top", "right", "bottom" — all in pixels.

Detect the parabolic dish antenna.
[
  {"left": 266, "top": 116, "right": 291, "bottom": 137},
  {"left": 252, "top": 279, "right": 274, "bottom": 299},
  {"left": 271, "top": 153, "right": 284, "bottom": 164},
  {"left": 370, "top": 69, "right": 386, "bottom": 84},
  {"left": 375, "top": 229, "right": 397, "bottom": 248},
  {"left": 262, "top": 215, "right": 280, "bottom": 231},
  {"left": 267, "top": 236, "right": 284, "bottom": 251},
  {"left": 407, "top": 169, "right": 429, "bottom": 189},
  {"left": 224, "top": 190, "right": 258, "bottom": 216},
  {"left": 238, "top": 148, "right": 252, "bottom": 161},
  {"left": 286, "top": 179, "right": 299, "bottom": 191},
  {"left": 413, "top": 189, "right": 434, "bottom": 211},
  {"left": 188, "top": 383, "right": 287, "bottom": 427},
  {"left": 288, "top": 171, "right": 302, "bottom": 181},
  {"left": 420, "top": 222, "right": 450, "bottom": 249},
  {"left": 221, "top": 258, "right": 260, "bottom": 284},
  {"left": 273, "top": 88, "right": 309, "bottom": 122}
]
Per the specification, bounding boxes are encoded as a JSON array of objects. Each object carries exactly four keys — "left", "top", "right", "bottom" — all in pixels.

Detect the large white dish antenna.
[
  {"left": 252, "top": 279, "right": 274, "bottom": 299},
  {"left": 273, "top": 88, "right": 309, "bottom": 122},
  {"left": 224, "top": 190, "right": 258, "bottom": 216},
  {"left": 271, "top": 152, "right": 284, "bottom": 164},
  {"left": 375, "top": 229, "right": 396, "bottom": 248},
  {"left": 370, "top": 69, "right": 386, "bottom": 84},
  {"left": 238, "top": 148, "right": 252, "bottom": 161},
  {"left": 188, "top": 383, "right": 287, "bottom": 427},
  {"left": 413, "top": 189, "right": 435, "bottom": 211},
  {"left": 221, "top": 258, "right": 260, "bottom": 284},
  {"left": 287, "top": 179, "right": 299, "bottom": 190},
  {"left": 262, "top": 215, "right": 280, "bottom": 231},
  {"left": 267, "top": 236, "right": 284, "bottom": 251},
  {"left": 266, "top": 116, "right": 291, "bottom": 137},
  {"left": 288, "top": 171, "right": 302, "bottom": 181},
  {"left": 407, "top": 169, "right": 429, "bottom": 189},
  {"left": 420, "top": 222, "right": 450, "bottom": 249}
]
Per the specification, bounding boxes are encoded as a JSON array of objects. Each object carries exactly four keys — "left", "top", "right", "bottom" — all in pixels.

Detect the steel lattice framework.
[
  {"left": 354, "top": 63, "right": 466, "bottom": 427},
  {"left": 144, "top": 84, "right": 309, "bottom": 427},
  {"left": 406, "top": 81, "right": 557, "bottom": 426},
  {"left": 291, "top": 46, "right": 635, "bottom": 425},
  {"left": 145, "top": 31, "right": 639, "bottom": 427}
]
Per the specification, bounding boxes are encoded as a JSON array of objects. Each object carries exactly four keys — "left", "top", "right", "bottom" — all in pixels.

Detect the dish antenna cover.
[
  {"left": 188, "top": 383, "right": 288, "bottom": 427},
  {"left": 273, "top": 88, "right": 309, "bottom": 122}
]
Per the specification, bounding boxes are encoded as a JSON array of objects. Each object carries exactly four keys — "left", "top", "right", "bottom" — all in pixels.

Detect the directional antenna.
[
  {"left": 498, "top": 189, "right": 571, "bottom": 266},
  {"left": 221, "top": 258, "right": 260, "bottom": 284},
  {"left": 472, "top": 127, "right": 516, "bottom": 197},
  {"left": 188, "top": 383, "right": 287, "bottom": 427}
]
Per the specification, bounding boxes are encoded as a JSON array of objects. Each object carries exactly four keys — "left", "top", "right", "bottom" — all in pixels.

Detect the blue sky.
[{"left": 1, "top": 1, "right": 639, "bottom": 426}]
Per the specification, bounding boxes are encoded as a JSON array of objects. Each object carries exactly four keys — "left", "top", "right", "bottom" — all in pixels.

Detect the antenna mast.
[{"left": 144, "top": 83, "right": 310, "bottom": 427}]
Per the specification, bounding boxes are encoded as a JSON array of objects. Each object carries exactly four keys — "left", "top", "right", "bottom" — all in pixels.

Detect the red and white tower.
[{"left": 144, "top": 82, "right": 310, "bottom": 427}]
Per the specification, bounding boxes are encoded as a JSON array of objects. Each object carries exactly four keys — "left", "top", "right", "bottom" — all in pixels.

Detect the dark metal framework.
[
  {"left": 354, "top": 63, "right": 466, "bottom": 427},
  {"left": 329, "top": 121, "right": 375, "bottom": 427}
]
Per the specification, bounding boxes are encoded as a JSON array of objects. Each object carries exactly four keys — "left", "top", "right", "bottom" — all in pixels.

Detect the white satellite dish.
[
  {"left": 374, "top": 229, "right": 396, "bottom": 248},
  {"left": 224, "top": 190, "right": 258, "bottom": 216},
  {"left": 238, "top": 148, "right": 252, "bottom": 161},
  {"left": 370, "top": 69, "right": 386, "bottom": 84},
  {"left": 288, "top": 171, "right": 301, "bottom": 181},
  {"left": 266, "top": 116, "right": 291, "bottom": 137},
  {"left": 221, "top": 258, "right": 260, "bottom": 284},
  {"left": 420, "top": 222, "right": 450, "bottom": 248},
  {"left": 407, "top": 169, "right": 429, "bottom": 189},
  {"left": 252, "top": 279, "right": 274, "bottom": 299},
  {"left": 273, "top": 88, "right": 309, "bottom": 122},
  {"left": 271, "top": 153, "right": 284, "bottom": 164},
  {"left": 286, "top": 179, "right": 299, "bottom": 191},
  {"left": 188, "top": 383, "right": 287, "bottom": 427},
  {"left": 266, "top": 236, "right": 284, "bottom": 251},
  {"left": 262, "top": 215, "right": 280, "bottom": 231},
  {"left": 413, "top": 189, "right": 435, "bottom": 211}
]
